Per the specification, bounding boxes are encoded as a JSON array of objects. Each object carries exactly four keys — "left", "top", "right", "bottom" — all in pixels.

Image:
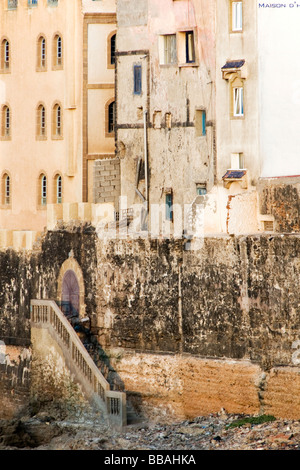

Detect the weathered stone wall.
[
  {"left": 258, "top": 177, "right": 300, "bottom": 233},
  {"left": 3, "top": 228, "right": 300, "bottom": 419},
  {"left": 95, "top": 234, "right": 300, "bottom": 370},
  {"left": 0, "top": 250, "right": 32, "bottom": 348},
  {"left": 94, "top": 233, "right": 300, "bottom": 419},
  {"left": 0, "top": 346, "right": 31, "bottom": 420}
]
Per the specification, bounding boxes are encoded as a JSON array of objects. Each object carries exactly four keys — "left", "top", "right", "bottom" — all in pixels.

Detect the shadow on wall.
[{"left": 58, "top": 301, "right": 144, "bottom": 424}]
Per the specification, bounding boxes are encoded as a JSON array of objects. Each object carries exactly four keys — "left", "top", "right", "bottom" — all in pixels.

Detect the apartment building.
[{"left": 0, "top": 0, "right": 116, "bottom": 232}]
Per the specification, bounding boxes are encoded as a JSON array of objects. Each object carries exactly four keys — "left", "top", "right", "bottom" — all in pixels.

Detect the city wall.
[{"left": 1, "top": 228, "right": 300, "bottom": 420}]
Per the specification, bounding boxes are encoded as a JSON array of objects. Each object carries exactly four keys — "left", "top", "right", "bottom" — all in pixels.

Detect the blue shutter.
[
  {"left": 166, "top": 193, "right": 173, "bottom": 221},
  {"left": 202, "top": 110, "right": 206, "bottom": 136}
]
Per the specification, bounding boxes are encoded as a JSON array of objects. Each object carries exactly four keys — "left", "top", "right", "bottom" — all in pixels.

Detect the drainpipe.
[{"left": 144, "top": 110, "right": 149, "bottom": 212}]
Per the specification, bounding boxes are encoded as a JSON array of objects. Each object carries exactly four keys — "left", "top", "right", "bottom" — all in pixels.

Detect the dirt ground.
[{"left": 1, "top": 403, "right": 300, "bottom": 451}]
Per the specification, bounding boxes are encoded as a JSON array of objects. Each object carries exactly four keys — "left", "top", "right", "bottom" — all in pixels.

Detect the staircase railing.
[{"left": 30, "top": 299, "right": 126, "bottom": 427}]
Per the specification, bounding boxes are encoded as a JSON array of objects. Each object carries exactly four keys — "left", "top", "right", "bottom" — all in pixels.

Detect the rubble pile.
[{"left": 1, "top": 409, "right": 300, "bottom": 451}]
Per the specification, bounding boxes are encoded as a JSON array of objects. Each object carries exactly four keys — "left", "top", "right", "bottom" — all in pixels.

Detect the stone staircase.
[
  {"left": 30, "top": 300, "right": 127, "bottom": 427},
  {"left": 74, "top": 325, "right": 142, "bottom": 425}
]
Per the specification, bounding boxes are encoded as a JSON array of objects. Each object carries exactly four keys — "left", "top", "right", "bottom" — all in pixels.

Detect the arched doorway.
[
  {"left": 61, "top": 269, "right": 80, "bottom": 320},
  {"left": 57, "top": 255, "right": 86, "bottom": 319}
]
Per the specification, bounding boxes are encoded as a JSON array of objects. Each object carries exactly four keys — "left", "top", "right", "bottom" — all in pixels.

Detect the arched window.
[
  {"left": 37, "top": 36, "right": 46, "bottom": 70},
  {"left": 53, "top": 33, "right": 63, "bottom": 69},
  {"left": 52, "top": 103, "right": 63, "bottom": 138},
  {"left": 1, "top": 105, "right": 11, "bottom": 138},
  {"left": 39, "top": 174, "right": 47, "bottom": 206},
  {"left": 55, "top": 174, "right": 62, "bottom": 203},
  {"left": 107, "top": 31, "right": 116, "bottom": 69},
  {"left": 106, "top": 99, "right": 115, "bottom": 136},
  {"left": 1, "top": 39, "right": 10, "bottom": 71},
  {"left": 110, "top": 34, "right": 116, "bottom": 66},
  {"left": 2, "top": 173, "right": 11, "bottom": 206},
  {"left": 36, "top": 104, "right": 46, "bottom": 138}
]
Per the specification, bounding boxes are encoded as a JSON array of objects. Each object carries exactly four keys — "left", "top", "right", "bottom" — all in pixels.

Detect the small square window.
[
  {"left": 196, "top": 184, "right": 207, "bottom": 196},
  {"left": 231, "top": 152, "right": 244, "bottom": 170},
  {"left": 133, "top": 65, "right": 142, "bottom": 95}
]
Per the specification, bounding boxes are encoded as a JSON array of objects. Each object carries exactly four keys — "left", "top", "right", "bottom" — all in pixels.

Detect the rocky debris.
[
  {"left": 0, "top": 418, "right": 63, "bottom": 449},
  {"left": 1, "top": 409, "right": 300, "bottom": 450}
]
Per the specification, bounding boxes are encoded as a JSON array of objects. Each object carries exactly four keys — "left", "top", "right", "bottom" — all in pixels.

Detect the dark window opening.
[
  {"left": 134, "top": 65, "right": 142, "bottom": 95},
  {"left": 108, "top": 101, "right": 115, "bottom": 133},
  {"left": 110, "top": 34, "right": 116, "bottom": 65},
  {"left": 185, "top": 31, "right": 195, "bottom": 63}
]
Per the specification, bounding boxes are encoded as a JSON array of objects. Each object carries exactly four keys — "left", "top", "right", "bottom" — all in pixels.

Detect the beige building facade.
[{"left": 0, "top": 0, "right": 116, "bottom": 233}]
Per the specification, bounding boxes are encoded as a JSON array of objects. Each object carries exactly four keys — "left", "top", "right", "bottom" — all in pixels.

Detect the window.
[
  {"left": 37, "top": 36, "right": 46, "bottom": 70},
  {"left": 133, "top": 65, "right": 142, "bottom": 95},
  {"left": 52, "top": 103, "right": 63, "bottom": 138},
  {"left": 195, "top": 109, "right": 206, "bottom": 137},
  {"left": 177, "top": 30, "right": 197, "bottom": 66},
  {"left": 36, "top": 104, "right": 46, "bottom": 139},
  {"left": 38, "top": 174, "right": 47, "bottom": 206},
  {"left": 232, "top": 1, "right": 243, "bottom": 32},
  {"left": 55, "top": 174, "right": 62, "bottom": 203},
  {"left": 231, "top": 152, "right": 244, "bottom": 169},
  {"left": 185, "top": 31, "right": 195, "bottom": 63},
  {"left": 233, "top": 86, "right": 244, "bottom": 117},
  {"left": 28, "top": 0, "right": 38, "bottom": 6},
  {"left": 53, "top": 34, "right": 63, "bottom": 69},
  {"left": 8, "top": 0, "right": 18, "bottom": 9},
  {"left": 1, "top": 39, "right": 10, "bottom": 72},
  {"left": 196, "top": 183, "right": 207, "bottom": 196},
  {"left": 159, "top": 34, "right": 177, "bottom": 65},
  {"left": 165, "top": 193, "right": 173, "bottom": 222},
  {"left": 2, "top": 173, "right": 11, "bottom": 206},
  {"left": 108, "top": 100, "right": 115, "bottom": 134},
  {"left": 1, "top": 105, "right": 11, "bottom": 138},
  {"left": 110, "top": 33, "right": 116, "bottom": 66}
]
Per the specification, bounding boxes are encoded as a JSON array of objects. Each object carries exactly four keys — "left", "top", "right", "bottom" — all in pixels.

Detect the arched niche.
[{"left": 57, "top": 255, "right": 86, "bottom": 319}]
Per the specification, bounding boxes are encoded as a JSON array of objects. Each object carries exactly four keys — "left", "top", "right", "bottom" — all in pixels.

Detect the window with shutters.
[
  {"left": 177, "top": 30, "right": 197, "bottom": 66},
  {"left": 2, "top": 173, "right": 11, "bottom": 207},
  {"left": 53, "top": 33, "right": 63, "bottom": 70},
  {"left": 52, "top": 102, "right": 63, "bottom": 139},
  {"left": 159, "top": 34, "right": 177, "bottom": 65},
  {"left": 1, "top": 105, "right": 11, "bottom": 139},
  {"left": 37, "top": 35, "right": 47, "bottom": 71},
  {"left": 54, "top": 174, "right": 62, "bottom": 204},
  {"left": 36, "top": 103, "right": 47, "bottom": 139},
  {"left": 1, "top": 38, "right": 10, "bottom": 72},
  {"left": 38, "top": 173, "right": 47, "bottom": 207}
]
